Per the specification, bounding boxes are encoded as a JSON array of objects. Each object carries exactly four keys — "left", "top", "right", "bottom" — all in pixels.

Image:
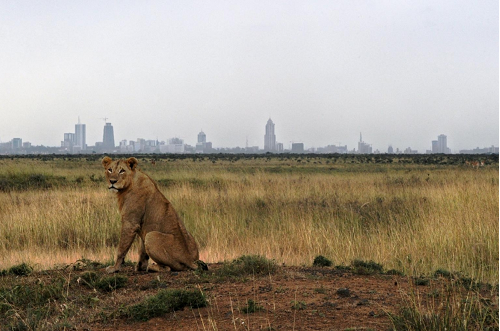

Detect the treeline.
[{"left": 0, "top": 153, "right": 497, "bottom": 165}]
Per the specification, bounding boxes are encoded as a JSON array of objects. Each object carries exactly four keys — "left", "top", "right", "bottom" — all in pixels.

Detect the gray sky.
[{"left": 1, "top": 1, "right": 498, "bottom": 152}]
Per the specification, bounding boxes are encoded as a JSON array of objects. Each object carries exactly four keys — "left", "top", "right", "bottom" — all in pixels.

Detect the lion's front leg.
[{"left": 106, "top": 222, "right": 139, "bottom": 274}]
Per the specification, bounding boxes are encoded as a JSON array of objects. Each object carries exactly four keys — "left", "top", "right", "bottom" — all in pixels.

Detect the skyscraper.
[
  {"left": 103, "top": 122, "right": 115, "bottom": 151},
  {"left": 75, "top": 118, "right": 86, "bottom": 151},
  {"left": 198, "top": 130, "right": 206, "bottom": 144},
  {"left": 437, "top": 134, "right": 447, "bottom": 154},
  {"left": 431, "top": 134, "right": 450, "bottom": 153},
  {"left": 264, "top": 118, "right": 276, "bottom": 152}
]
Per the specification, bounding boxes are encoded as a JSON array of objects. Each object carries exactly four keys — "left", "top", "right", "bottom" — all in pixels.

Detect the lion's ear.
[
  {"left": 126, "top": 157, "right": 138, "bottom": 170},
  {"left": 102, "top": 156, "right": 113, "bottom": 168}
]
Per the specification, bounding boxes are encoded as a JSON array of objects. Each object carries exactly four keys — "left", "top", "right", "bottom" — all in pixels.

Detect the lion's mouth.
[{"left": 108, "top": 185, "right": 120, "bottom": 192}]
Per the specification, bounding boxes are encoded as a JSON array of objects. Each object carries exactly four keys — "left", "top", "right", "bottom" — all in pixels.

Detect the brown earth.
[{"left": 1, "top": 263, "right": 498, "bottom": 331}]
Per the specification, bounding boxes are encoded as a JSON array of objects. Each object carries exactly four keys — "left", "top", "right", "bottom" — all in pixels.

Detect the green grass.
[
  {"left": 0, "top": 277, "right": 66, "bottom": 330},
  {"left": 351, "top": 260, "right": 384, "bottom": 275},
  {"left": 0, "top": 263, "right": 33, "bottom": 276},
  {"left": 214, "top": 255, "right": 277, "bottom": 279},
  {"left": 74, "top": 271, "right": 128, "bottom": 292},
  {"left": 313, "top": 255, "right": 333, "bottom": 267},
  {"left": 126, "top": 288, "right": 207, "bottom": 321},
  {"left": 241, "top": 299, "right": 264, "bottom": 313}
]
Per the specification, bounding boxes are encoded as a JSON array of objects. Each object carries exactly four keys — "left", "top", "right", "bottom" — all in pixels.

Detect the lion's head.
[{"left": 102, "top": 157, "right": 138, "bottom": 192}]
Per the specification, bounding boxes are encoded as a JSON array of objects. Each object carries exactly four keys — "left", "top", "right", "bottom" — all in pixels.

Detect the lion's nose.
[{"left": 110, "top": 180, "right": 117, "bottom": 185}]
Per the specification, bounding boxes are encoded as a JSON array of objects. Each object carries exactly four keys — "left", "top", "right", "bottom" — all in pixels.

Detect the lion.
[{"left": 102, "top": 156, "right": 202, "bottom": 273}]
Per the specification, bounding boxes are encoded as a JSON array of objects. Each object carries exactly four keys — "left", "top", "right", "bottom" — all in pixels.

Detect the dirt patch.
[{"left": 0, "top": 264, "right": 497, "bottom": 330}]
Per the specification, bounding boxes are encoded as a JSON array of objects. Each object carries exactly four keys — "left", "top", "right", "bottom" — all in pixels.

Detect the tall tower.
[
  {"left": 437, "top": 134, "right": 447, "bottom": 154},
  {"left": 198, "top": 130, "right": 206, "bottom": 144},
  {"left": 75, "top": 117, "right": 86, "bottom": 150},
  {"left": 103, "top": 123, "right": 115, "bottom": 151},
  {"left": 264, "top": 118, "right": 276, "bottom": 152}
]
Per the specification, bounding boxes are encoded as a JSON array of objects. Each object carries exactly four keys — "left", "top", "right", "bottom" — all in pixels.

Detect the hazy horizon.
[{"left": 1, "top": 1, "right": 498, "bottom": 153}]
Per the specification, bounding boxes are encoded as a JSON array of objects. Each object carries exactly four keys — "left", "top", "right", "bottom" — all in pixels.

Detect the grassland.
[{"left": 0, "top": 154, "right": 497, "bottom": 284}]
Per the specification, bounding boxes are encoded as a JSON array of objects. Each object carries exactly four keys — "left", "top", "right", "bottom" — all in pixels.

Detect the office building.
[
  {"left": 264, "top": 118, "right": 276, "bottom": 152},
  {"left": 437, "top": 134, "right": 447, "bottom": 153},
  {"left": 291, "top": 143, "right": 304, "bottom": 153},
  {"left": 12, "top": 138, "right": 22, "bottom": 150},
  {"left": 75, "top": 118, "right": 86, "bottom": 151},
  {"left": 198, "top": 130, "right": 206, "bottom": 144},
  {"left": 61, "top": 133, "right": 75, "bottom": 152},
  {"left": 432, "top": 134, "right": 450, "bottom": 153},
  {"left": 432, "top": 140, "right": 438, "bottom": 153},
  {"left": 102, "top": 123, "right": 115, "bottom": 151}
]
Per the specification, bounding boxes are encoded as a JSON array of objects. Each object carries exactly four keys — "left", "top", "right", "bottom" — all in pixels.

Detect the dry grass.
[{"left": 0, "top": 155, "right": 497, "bottom": 284}]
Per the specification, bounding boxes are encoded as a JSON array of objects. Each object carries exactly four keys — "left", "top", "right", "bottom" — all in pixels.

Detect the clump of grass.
[
  {"left": 291, "top": 301, "right": 307, "bottom": 310},
  {"left": 336, "top": 288, "right": 351, "bottom": 297},
  {"left": 386, "top": 269, "right": 404, "bottom": 276},
  {"left": 351, "top": 260, "right": 384, "bottom": 275},
  {"left": 77, "top": 271, "right": 99, "bottom": 287},
  {"left": 414, "top": 277, "right": 430, "bottom": 286},
  {"left": 0, "top": 263, "right": 33, "bottom": 276},
  {"left": 313, "top": 255, "right": 333, "bottom": 267},
  {"left": 216, "top": 255, "right": 277, "bottom": 278},
  {"left": 70, "top": 258, "right": 107, "bottom": 271},
  {"left": 0, "top": 277, "right": 66, "bottom": 329},
  {"left": 95, "top": 275, "right": 128, "bottom": 292},
  {"left": 74, "top": 271, "right": 127, "bottom": 292},
  {"left": 126, "top": 288, "right": 207, "bottom": 321},
  {"left": 241, "top": 299, "right": 264, "bottom": 313},
  {"left": 390, "top": 285, "right": 499, "bottom": 330},
  {"left": 433, "top": 268, "right": 453, "bottom": 278}
]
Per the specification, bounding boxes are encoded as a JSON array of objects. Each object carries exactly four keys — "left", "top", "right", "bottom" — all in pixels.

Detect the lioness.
[{"left": 102, "top": 156, "right": 200, "bottom": 273}]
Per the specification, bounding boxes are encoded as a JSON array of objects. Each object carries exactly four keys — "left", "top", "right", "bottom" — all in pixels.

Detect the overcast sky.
[{"left": 1, "top": 1, "right": 498, "bottom": 152}]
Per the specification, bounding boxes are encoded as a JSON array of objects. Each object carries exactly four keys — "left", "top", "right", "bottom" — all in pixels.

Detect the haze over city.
[{"left": 1, "top": 1, "right": 498, "bottom": 153}]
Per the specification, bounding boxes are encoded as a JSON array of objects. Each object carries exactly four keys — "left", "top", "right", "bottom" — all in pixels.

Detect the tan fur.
[{"left": 102, "top": 156, "right": 199, "bottom": 273}]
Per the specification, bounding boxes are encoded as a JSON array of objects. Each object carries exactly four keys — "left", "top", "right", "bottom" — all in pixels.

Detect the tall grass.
[{"left": 0, "top": 156, "right": 497, "bottom": 284}]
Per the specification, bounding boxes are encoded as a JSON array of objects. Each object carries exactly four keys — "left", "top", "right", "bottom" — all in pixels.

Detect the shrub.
[
  {"left": 351, "top": 260, "right": 384, "bottom": 275},
  {"left": 386, "top": 269, "right": 404, "bottom": 276},
  {"left": 127, "top": 289, "right": 207, "bottom": 321},
  {"left": 216, "top": 255, "right": 277, "bottom": 278},
  {"left": 313, "top": 255, "right": 333, "bottom": 267},
  {"left": 0, "top": 263, "right": 33, "bottom": 276}
]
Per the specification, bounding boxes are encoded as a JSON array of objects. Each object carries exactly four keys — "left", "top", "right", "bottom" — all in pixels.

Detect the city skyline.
[
  {"left": 1, "top": 117, "right": 498, "bottom": 155},
  {"left": 0, "top": 2, "right": 497, "bottom": 153}
]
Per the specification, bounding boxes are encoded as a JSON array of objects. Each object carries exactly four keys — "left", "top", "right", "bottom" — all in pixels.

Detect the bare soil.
[
  {"left": 1, "top": 263, "right": 498, "bottom": 331},
  {"left": 88, "top": 264, "right": 407, "bottom": 330}
]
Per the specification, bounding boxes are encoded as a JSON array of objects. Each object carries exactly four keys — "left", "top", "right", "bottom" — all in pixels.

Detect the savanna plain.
[{"left": 0, "top": 154, "right": 498, "bottom": 330}]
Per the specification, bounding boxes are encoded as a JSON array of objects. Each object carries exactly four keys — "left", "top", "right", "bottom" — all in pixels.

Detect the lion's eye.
[
  {"left": 119, "top": 169, "right": 125, "bottom": 174},
  {"left": 108, "top": 168, "right": 112, "bottom": 173}
]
